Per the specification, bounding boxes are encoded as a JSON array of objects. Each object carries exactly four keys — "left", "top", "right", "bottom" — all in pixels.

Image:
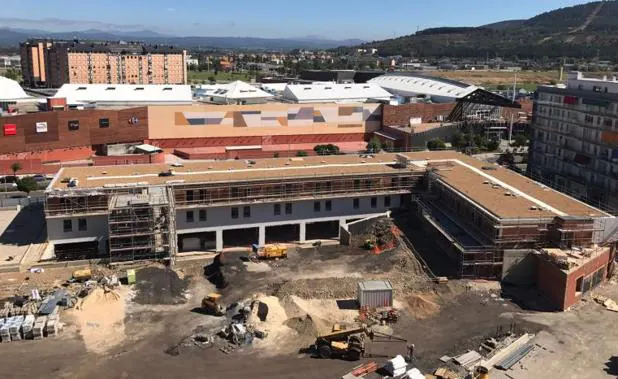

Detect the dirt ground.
[{"left": 1, "top": 243, "right": 618, "bottom": 378}]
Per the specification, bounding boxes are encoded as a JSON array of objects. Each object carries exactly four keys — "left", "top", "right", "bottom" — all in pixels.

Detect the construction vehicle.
[
  {"left": 251, "top": 244, "right": 288, "bottom": 260},
  {"left": 201, "top": 293, "right": 226, "bottom": 316},
  {"left": 314, "top": 325, "right": 408, "bottom": 361}
]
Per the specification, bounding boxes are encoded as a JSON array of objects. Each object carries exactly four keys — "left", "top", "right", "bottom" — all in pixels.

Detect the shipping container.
[{"left": 357, "top": 280, "right": 393, "bottom": 308}]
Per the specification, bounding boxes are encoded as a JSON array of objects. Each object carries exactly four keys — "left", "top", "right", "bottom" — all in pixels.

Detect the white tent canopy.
[
  {"left": 0, "top": 76, "right": 34, "bottom": 102},
  {"left": 195, "top": 81, "right": 273, "bottom": 104}
]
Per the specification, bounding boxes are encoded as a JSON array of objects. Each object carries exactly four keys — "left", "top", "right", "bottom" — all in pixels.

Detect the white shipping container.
[{"left": 357, "top": 280, "right": 393, "bottom": 308}]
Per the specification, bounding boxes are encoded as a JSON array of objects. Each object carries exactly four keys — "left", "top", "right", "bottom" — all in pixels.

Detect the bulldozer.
[
  {"left": 201, "top": 293, "right": 226, "bottom": 316},
  {"left": 251, "top": 244, "right": 288, "bottom": 260}
]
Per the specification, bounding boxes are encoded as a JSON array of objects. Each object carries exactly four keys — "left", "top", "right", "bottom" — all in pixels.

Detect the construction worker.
[{"left": 406, "top": 343, "right": 415, "bottom": 363}]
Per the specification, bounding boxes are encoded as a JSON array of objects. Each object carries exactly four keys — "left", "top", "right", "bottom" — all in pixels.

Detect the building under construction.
[{"left": 44, "top": 151, "right": 617, "bottom": 281}]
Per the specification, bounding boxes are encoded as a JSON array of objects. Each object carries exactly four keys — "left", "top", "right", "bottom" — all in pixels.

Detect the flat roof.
[
  {"left": 358, "top": 280, "right": 393, "bottom": 291},
  {"left": 49, "top": 151, "right": 610, "bottom": 219}
]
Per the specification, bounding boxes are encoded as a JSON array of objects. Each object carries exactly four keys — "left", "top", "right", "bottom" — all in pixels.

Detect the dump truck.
[
  {"left": 201, "top": 293, "right": 226, "bottom": 316},
  {"left": 251, "top": 244, "right": 288, "bottom": 260}
]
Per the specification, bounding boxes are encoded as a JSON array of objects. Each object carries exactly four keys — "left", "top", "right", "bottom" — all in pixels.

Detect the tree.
[
  {"left": 366, "top": 136, "right": 382, "bottom": 153},
  {"left": 512, "top": 134, "right": 528, "bottom": 147},
  {"left": 383, "top": 140, "right": 395, "bottom": 152},
  {"left": 427, "top": 138, "right": 446, "bottom": 151},
  {"left": 313, "top": 144, "right": 340, "bottom": 156},
  {"left": 17, "top": 177, "right": 38, "bottom": 196},
  {"left": 450, "top": 132, "right": 466, "bottom": 149},
  {"left": 207, "top": 76, "right": 216, "bottom": 83},
  {"left": 497, "top": 151, "right": 515, "bottom": 166},
  {"left": 2, "top": 68, "right": 21, "bottom": 82},
  {"left": 486, "top": 139, "right": 500, "bottom": 151},
  {"left": 296, "top": 151, "right": 308, "bottom": 157},
  {"left": 10, "top": 162, "right": 21, "bottom": 178}
]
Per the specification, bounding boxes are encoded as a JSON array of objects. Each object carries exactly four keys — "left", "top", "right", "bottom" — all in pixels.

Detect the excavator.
[{"left": 314, "top": 325, "right": 408, "bottom": 361}]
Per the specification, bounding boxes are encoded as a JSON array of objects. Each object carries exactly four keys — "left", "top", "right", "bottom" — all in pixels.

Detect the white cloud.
[{"left": 167, "top": 7, "right": 176, "bottom": 12}]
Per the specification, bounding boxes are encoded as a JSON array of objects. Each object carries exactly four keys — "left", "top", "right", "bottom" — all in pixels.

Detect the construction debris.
[
  {"left": 341, "top": 361, "right": 378, "bottom": 378},
  {"left": 593, "top": 295, "right": 618, "bottom": 312},
  {"left": 433, "top": 367, "right": 459, "bottom": 379},
  {"left": 384, "top": 354, "right": 407, "bottom": 377}
]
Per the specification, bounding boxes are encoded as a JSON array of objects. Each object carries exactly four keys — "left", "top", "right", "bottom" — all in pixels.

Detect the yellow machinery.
[
  {"left": 314, "top": 325, "right": 369, "bottom": 361},
  {"left": 72, "top": 268, "right": 92, "bottom": 282},
  {"left": 251, "top": 244, "right": 288, "bottom": 260},
  {"left": 201, "top": 293, "right": 226, "bottom": 316}
]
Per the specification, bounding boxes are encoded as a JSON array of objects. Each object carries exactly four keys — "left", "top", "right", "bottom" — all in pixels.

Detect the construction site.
[{"left": 0, "top": 150, "right": 616, "bottom": 378}]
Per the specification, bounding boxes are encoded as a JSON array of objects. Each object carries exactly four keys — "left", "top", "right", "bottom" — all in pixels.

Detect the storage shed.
[{"left": 357, "top": 280, "right": 393, "bottom": 308}]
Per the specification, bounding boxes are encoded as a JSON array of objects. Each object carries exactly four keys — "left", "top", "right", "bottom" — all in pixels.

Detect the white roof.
[
  {"left": 369, "top": 73, "right": 478, "bottom": 102},
  {"left": 53, "top": 84, "right": 193, "bottom": 106},
  {"left": 260, "top": 83, "right": 288, "bottom": 93},
  {"left": 282, "top": 83, "right": 391, "bottom": 103},
  {"left": 0, "top": 76, "right": 34, "bottom": 102},
  {"left": 133, "top": 144, "right": 163, "bottom": 153},
  {"left": 196, "top": 81, "right": 273, "bottom": 100}
]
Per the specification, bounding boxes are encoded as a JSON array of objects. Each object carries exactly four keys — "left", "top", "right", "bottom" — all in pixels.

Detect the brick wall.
[
  {"left": 536, "top": 256, "right": 567, "bottom": 310},
  {"left": 563, "top": 248, "right": 610, "bottom": 309},
  {"left": 383, "top": 103, "right": 456, "bottom": 126}
]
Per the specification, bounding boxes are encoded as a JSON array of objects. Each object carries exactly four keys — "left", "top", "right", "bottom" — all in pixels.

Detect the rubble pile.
[
  {"left": 272, "top": 277, "right": 358, "bottom": 299},
  {"left": 134, "top": 267, "right": 189, "bottom": 305}
]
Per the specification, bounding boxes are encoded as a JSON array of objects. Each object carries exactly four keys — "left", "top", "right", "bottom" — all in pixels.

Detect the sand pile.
[
  {"left": 70, "top": 287, "right": 127, "bottom": 354},
  {"left": 247, "top": 295, "right": 299, "bottom": 355},
  {"left": 134, "top": 267, "right": 189, "bottom": 305},
  {"left": 282, "top": 296, "right": 358, "bottom": 335},
  {"left": 406, "top": 293, "right": 440, "bottom": 319}
]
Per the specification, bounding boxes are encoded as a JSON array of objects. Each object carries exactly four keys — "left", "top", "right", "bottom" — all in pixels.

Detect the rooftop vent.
[
  {"left": 105, "top": 87, "right": 116, "bottom": 91},
  {"left": 481, "top": 166, "right": 497, "bottom": 171}
]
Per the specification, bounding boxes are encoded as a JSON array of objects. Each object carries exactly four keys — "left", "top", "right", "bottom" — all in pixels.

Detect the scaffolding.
[
  {"left": 107, "top": 186, "right": 176, "bottom": 263},
  {"left": 173, "top": 171, "right": 425, "bottom": 208}
]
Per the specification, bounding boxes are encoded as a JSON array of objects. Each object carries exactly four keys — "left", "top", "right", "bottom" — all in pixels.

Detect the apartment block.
[
  {"left": 20, "top": 39, "right": 187, "bottom": 88},
  {"left": 529, "top": 72, "right": 618, "bottom": 211}
]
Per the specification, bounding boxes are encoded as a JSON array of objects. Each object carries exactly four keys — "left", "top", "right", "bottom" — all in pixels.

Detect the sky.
[{"left": 2, "top": 0, "right": 594, "bottom": 40}]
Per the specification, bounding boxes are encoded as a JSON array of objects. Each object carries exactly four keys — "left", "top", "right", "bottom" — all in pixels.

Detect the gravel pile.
[
  {"left": 272, "top": 277, "right": 358, "bottom": 299},
  {"left": 134, "top": 267, "right": 189, "bottom": 305}
]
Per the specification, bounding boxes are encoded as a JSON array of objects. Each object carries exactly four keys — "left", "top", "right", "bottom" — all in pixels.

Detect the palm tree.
[{"left": 10, "top": 162, "right": 21, "bottom": 178}]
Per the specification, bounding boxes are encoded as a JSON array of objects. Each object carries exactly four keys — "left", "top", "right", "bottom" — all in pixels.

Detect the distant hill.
[
  {"left": 346, "top": 1, "right": 618, "bottom": 59},
  {"left": 0, "top": 26, "right": 364, "bottom": 50}
]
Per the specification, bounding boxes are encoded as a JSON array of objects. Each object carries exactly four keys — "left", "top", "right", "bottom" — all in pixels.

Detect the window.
[
  {"left": 243, "top": 206, "right": 251, "bottom": 218},
  {"left": 99, "top": 118, "right": 110, "bottom": 128},
  {"left": 314, "top": 201, "right": 321, "bottom": 212},
  {"left": 365, "top": 179, "right": 373, "bottom": 189},
  {"left": 186, "top": 211, "right": 194, "bottom": 223},
  {"left": 353, "top": 198, "right": 360, "bottom": 209},
  {"left": 199, "top": 209, "right": 207, "bottom": 222},
  {"left": 63, "top": 219, "right": 72, "bottom": 232},
  {"left": 274, "top": 204, "right": 281, "bottom": 216},
  {"left": 370, "top": 197, "right": 377, "bottom": 208},
  {"left": 198, "top": 189, "right": 207, "bottom": 201},
  {"left": 384, "top": 196, "right": 391, "bottom": 207},
  {"left": 325, "top": 200, "right": 332, "bottom": 211},
  {"left": 186, "top": 190, "right": 194, "bottom": 202},
  {"left": 575, "top": 276, "right": 584, "bottom": 294},
  {"left": 354, "top": 179, "right": 361, "bottom": 190},
  {"left": 68, "top": 120, "right": 79, "bottom": 131},
  {"left": 78, "top": 218, "right": 87, "bottom": 231},
  {"left": 231, "top": 207, "right": 239, "bottom": 219},
  {"left": 285, "top": 203, "right": 292, "bottom": 215},
  {"left": 231, "top": 187, "right": 239, "bottom": 198}
]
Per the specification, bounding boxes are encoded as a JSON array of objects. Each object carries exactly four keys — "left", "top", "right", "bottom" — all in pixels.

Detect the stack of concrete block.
[
  {"left": 33, "top": 316, "right": 46, "bottom": 340},
  {"left": 21, "top": 315, "right": 35, "bottom": 340},
  {"left": 9, "top": 315, "right": 24, "bottom": 341},
  {"left": 0, "top": 317, "right": 13, "bottom": 342},
  {"left": 45, "top": 314, "right": 60, "bottom": 337}
]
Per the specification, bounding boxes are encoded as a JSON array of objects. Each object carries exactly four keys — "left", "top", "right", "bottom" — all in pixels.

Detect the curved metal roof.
[{"left": 369, "top": 72, "right": 478, "bottom": 101}]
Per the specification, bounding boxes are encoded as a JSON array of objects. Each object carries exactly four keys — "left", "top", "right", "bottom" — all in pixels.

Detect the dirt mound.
[
  {"left": 134, "top": 267, "right": 189, "bottom": 305},
  {"left": 69, "top": 287, "right": 127, "bottom": 354},
  {"left": 273, "top": 277, "right": 358, "bottom": 299},
  {"left": 284, "top": 316, "right": 318, "bottom": 341},
  {"left": 406, "top": 293, "right": 440, "bottom": 319}
]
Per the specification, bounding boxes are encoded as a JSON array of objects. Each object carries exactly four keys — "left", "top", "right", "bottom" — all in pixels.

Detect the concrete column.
[
  {"left": 258, "top": 225, "right": 266, "bottom": 246},
  {"left": 215, "top": 229, "right": 223, "bottom": 252},
  {"left": 338, "top": 218, "right": 347, "bottom": 238},
  {"left": 299, "top": 222, "right": 307, "bottom": 243}
]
